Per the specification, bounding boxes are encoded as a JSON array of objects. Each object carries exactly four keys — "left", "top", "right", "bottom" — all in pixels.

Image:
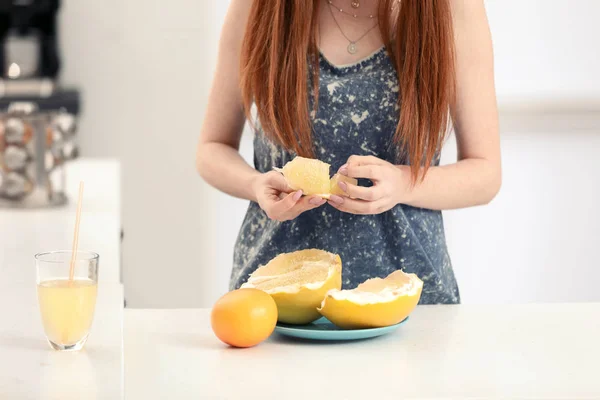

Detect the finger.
[
  {"left": 266, "top": 170, "right": 294, "bottom": 193},
  {"left": 327, "top": 194, "right": 345, "bottom": 206},
  {"left": 267, "top": 188, "right": 286, "bottom": 202},
  {"left": 338, "top": 181, "right": 382, "bottom": 201},
  {"left": 299, "top": 195, "right": 327, "bottom": 209},
  {"left": 347, "top": 155, "right": 386, "bottom": 166},
  {"left": 329, "top": 197, "right": 369, "bottom": 214},
  {"left": 339, "top": 156, "right": 386, "bottom": 175},
  {"left": 343, "top": 164, "right": 380, "bottom": 180},
  {"left": 328, "top": 197, "right": 386, "bottom": 215},
  {"left": 308, "top": 195, "right": 327, "bottom": 206},
  {"left": 284, "top": 196, "right": 327, "bottom": 219},
  {"left": 269, "top": 190, "right": 302, "bottom": 217}
]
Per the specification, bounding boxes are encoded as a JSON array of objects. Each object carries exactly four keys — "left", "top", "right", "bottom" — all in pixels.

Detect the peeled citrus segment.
[
  {"left": 274, "top": 157, "right": 331, "bottom": 198},
  {"left": 330, "top": 173, "right": 358, "bottom": 197},
  {"left": 317, "top": 270, "right": 423, "bottom": 329},
  {"left": 241, "top": 249, "right": 342, "bottom": 324}
]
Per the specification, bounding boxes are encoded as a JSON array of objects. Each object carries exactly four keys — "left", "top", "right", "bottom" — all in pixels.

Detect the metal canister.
[{"left": 0, "top": 101, "right": 79, "bottom": 208}]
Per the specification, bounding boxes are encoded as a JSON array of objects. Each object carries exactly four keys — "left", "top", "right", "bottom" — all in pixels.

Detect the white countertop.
[
  {"left": 0, "top": 282, "right": 124, "bottom": 400},
  {"left": 0, "top": 158, "right": 122, "bottom": 285},
  {"left": 124, "top": 303, "right": 600, "bottom": 400}
]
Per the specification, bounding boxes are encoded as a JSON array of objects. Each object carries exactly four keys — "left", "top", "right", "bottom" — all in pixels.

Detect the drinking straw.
[{"left": 68, "top": 181, "right": 84, "bottom": 282}]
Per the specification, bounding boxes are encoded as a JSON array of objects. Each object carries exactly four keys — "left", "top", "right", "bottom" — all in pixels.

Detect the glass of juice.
[{"left": 35, "top": 250, "right": 99, "bottom": 351}]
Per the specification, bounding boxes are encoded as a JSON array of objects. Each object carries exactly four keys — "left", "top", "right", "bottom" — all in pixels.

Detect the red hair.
[{"left": 240, "top": 0, "right": 456, "bottom": 182}]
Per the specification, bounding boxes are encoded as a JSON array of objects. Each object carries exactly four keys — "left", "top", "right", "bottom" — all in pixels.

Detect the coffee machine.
[{"left": 0, "top": 0, "right": 81, "bottom": 208}]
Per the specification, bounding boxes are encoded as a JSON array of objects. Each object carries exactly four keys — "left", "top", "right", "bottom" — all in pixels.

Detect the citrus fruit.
[
  {"left": 318, "top": 270, "right": 423, "bottom": 329},
  {"left": 330, "top": 173, "right": 358, "bottom": 197},
  {"left": 275, "top": 156, "right": 331, "bottom": 198},
  {"left": 275, "top": 156, "right": 359, "bottom": 198},
  {"left": 241, "top": 249, "right": 342, "bottom": 324},
  {"left": 210, "top": 288, "right": 278, "bottom": 348}
]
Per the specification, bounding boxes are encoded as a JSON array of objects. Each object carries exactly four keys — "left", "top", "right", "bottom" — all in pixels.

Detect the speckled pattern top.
[{"left": 231, "top": 47, "right": 460, "bottom": 304}]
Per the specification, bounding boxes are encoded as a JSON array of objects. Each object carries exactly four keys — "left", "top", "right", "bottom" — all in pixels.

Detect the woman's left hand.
[{"left": 328, "top": 155, "right": 411, "bottom": 215}]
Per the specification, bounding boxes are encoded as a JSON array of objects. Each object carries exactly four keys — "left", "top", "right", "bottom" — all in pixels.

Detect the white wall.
[
  {"left": 58, "top": 0, "right": 600, "bottom": 307},
  {"left": 58, "top": 0, "right": 125, "bottom": 157},
  {"left": 441, "top": 123, "right": 600, "bottom": 304},
  {"left": 486, "top": 0, "right": 600, "bottom": 103},
  {"left": 59, "top": 0, "right": 237, "bottom": 307},
  {"left": 449, "top": 0, "right": 600, "bottom": 303}
]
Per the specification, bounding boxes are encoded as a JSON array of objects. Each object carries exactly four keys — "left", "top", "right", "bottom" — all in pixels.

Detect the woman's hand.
[
  {"left": 252, "top": 171, "right": 327, "bottom": 221},
  {"left": 328, "top": 155, "right": 411, "bottom": 215}
]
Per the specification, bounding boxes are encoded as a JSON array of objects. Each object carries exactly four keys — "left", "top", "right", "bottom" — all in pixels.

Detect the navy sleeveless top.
[{"left": 230, "top": 47, "right": 460, "bottom": 305}]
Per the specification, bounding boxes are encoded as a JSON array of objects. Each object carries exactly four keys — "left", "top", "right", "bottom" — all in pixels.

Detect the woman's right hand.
[{"left": 252, "top": 171, "right": 327, "bottom": 222}]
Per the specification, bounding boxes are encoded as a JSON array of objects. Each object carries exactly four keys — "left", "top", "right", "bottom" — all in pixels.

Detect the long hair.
[{"left": 240, "top": 0, "right": 456, "bottom": 182}]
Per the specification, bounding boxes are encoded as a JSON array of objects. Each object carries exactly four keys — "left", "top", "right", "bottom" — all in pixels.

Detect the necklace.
[
  {"left": 328, "top": 0, "right": 373, "bottom": 18},
  {"left": 327, "top": 0, "right": 401, "bottom": 19},
  {"left": 327, "top": 1, "right": 379, "bottom": 54}
]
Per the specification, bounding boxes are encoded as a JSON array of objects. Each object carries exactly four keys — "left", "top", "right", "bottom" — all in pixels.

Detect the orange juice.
[{"left": 37, "top": 279, "right": 98, "bottom": 346}]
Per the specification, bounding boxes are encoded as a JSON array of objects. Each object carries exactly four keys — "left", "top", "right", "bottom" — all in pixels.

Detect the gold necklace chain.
[
  {"left": 327, "top": 1, "right": 379, "bottom": 54},
  {"left": 326, "top": 0, "right": 401, "bottom": 19}
]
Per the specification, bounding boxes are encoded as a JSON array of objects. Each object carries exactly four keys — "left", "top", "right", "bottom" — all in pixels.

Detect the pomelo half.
[
  {"left": 318, "top": 270, "right": 423, "bottom": 329},
  {"left": 241, "top": 249, "right": 342, "bottom": 324}
]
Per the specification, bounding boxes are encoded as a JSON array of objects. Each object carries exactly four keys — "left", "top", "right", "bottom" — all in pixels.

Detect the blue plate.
[{"left": 274, "top": 317, "right": 408, "bottom": 341}]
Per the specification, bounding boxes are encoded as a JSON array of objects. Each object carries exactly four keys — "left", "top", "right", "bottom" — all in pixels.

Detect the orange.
[{"left": 210, "top": 288, "right": 278, "bottom": 348}]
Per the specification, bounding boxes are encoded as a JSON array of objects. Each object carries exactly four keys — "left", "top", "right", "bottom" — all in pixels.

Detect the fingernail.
[
  {"left": 338, "top": 181, "right": 348, "bottom": 192},
  {"left": 338, "top": 164, "right": 348, "bottom": 173},
  {"left": 339, "top": 167, "right": 348, "bottom": 176},
  {"left": 293, "top": 191, "right": 303, "bottom": 201},
  {"left": 309, "top": 196, "right": 322, "bottom": 205},
  {"left": 329, "top": 195, "right": 344, "bottom": 205}
]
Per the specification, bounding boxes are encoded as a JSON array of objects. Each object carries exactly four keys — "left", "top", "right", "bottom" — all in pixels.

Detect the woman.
[{"left": 197, "top": 0, "right": 500, "bottom": 304}]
